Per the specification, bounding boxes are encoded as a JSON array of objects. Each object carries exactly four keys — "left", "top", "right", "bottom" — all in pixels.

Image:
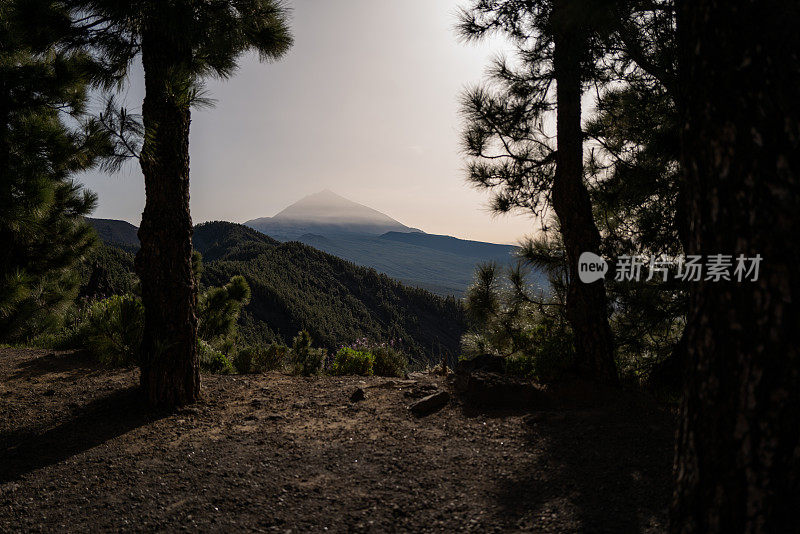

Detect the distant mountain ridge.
[
  {"left": 244, "top": 190, "right": 543, "bottom": 297},
  {"left": 85, "top": 217, "right": 139, "bottom": 246},
  {"left": 379, "top": 231, "right": 516, "bottom": 260},
  {"left": 87, "top": 191, "right": 546, "bottom": 298}
]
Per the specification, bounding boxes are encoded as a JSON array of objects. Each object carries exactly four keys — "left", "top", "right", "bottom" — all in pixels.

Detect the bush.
[
  {"left": 28, "top": 302, "right": 89, "bottom": 350},
  {"left": 529, "top": 323, "right": 575, "bottom": 381},
  {"left": 82, "top": 295, "right": 144, "bottom": 367},
  {"left": 502, "top": 323, "right": 575, "bottom": 382},
  {"left": 505, "top": 353, "right": 537, "bottom": 379},
  {"left": 199, "top": 339, "right": 234, "bottom": 374},
  {"left": 253, "top": 343, "right": 290, "bottom": 372},
  {"left": 232, "top": 347, "right": 254, "bottom": 374},
  {"left": 74, "top": 268, "right": 250, "bottom": 371},
  {"left": 291, "top": 330, "right": 324, "bottom": 376},
  {"left": 233, "top": 343, "right": 290, "bottom": 374},
  {"left": 462, "top": 262, "right": 576, "bottom": 383},
  {"left": 331, "top": 347, "right": 374, "bottom": 376},
  {"left": 372, "top": 345, "right": 407, "bottom": 377},
  {"left": 198, "top": 274, "right": 251, "bottom": 341}
]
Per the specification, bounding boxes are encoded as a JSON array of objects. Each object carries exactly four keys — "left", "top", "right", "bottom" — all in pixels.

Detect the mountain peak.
[
  {"left": 273, "top": 191, "right": 408, "bottom": 230},
  {"left": 304, "top": 188, "right": 343, "bottom": 199},
  {"left": 282, "top": 189, "right": 351, "bottom": 210},
  {"left": 246, "top": 190, "right": 420, "bottom": 239}
]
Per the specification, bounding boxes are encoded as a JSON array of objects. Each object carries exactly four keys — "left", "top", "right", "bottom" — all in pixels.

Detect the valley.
[
  {"left": 88, "top": 189, "right": 547, "bottom": 300},
  {"left": 84, "top": 220, "right": 467, "bottom": 367},
  {"left": 243, "top": 190, "right": 543, "bottom": 297}
]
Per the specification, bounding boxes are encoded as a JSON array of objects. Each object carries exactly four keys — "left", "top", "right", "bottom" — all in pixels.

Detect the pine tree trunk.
[
  {"left": 135, "top": 19, "right": 200, "bottom": 409},
  {"left": 550, "top": 8, "right": 618, "bottom": 385},
  {"left": 0, "top": 80, "right": 11, "bottom": 278},
  {"left": 671, "top": 0, "right": 800, "bottom": 531}
]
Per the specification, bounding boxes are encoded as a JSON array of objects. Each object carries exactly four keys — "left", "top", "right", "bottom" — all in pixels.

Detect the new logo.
[{"left": 578, "top": 252, "right": 608, "bottom": 283}]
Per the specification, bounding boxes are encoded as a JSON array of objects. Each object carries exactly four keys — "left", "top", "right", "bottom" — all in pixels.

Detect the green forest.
[
  {"left": 76, "top": 221, "right": 466, "bottom": 366},
  {"left": 1, "top": 0, "right": 797, "bottom": 532}
]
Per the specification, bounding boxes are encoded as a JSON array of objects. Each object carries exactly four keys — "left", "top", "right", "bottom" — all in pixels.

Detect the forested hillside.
[
  {"left": 244, "top": 190, "right": 536, "bottom": 297},
  {"left": 85, "top": 221, "right": 465, "bottom": 365},
  {"left": 85, "top": 218, "right": 140, "bottom": 247}
]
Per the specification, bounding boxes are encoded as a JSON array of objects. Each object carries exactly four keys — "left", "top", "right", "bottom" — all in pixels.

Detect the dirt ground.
[{"left": 0, "top": 348, "right": 674, "bottom": 533}]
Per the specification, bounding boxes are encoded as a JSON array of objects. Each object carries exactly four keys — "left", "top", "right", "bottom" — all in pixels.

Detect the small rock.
[
  {"left": 455, "top": 371, "right": 545, "bottom": 409},
  {"left": 455, "top": 354, "right": 505, "bottom": 374},
  {"left": 266, "top": 413, "right": 284, "bottom": 421},
  {"left": 409, "top": 390, "right": 450, "bottom": 416},
  {"left": 350, "top": 388, "right": 366, "bottom": 402},
  {"left": 403, "top": 383, "right": 439, "bottom": 399}
]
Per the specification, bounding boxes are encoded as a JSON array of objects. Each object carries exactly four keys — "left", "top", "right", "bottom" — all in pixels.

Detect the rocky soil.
[{"left": 0, "top": 348, "right": 673, "bottom": 532}]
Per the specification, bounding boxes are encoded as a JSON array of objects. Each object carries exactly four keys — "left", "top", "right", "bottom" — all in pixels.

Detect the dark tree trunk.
[
  {"left": 0, "top": 79, "right": 11, "bottom": 275},
  {"left": 135, "top": 16, "right": 200, "bottom": 408},
  {"left": 550, "top": 7, "right": 619, "bottom": 385},
  {"left": 671, "top": 1, "right": 800, "bottom": 531}
]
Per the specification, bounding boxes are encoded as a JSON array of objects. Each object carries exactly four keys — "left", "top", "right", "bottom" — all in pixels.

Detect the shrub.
[
  {"left": 291, "top": 330, "right": 324, "bottom": 376},
  {"left": 233, "top": 343, "right": 290, "bottom": 374},
  {"left": 199, "top": 339, "right": 233, "bottom": 374},
  {"left": 82, "top": 295, "right": 144, "bottom": 367},
  {"left": 505, "top": 353, "right": 537, "bottom": 379},
  {"left": 28, "top": 303, "right": 89, "bottom": 350},
  {"left": 372, "top": 345, "right": 407, "bottom": 377},
  {"left": 253, "top": 343, "right": 290, "bottom": 372},
  {"left": 198, "top": 275, "right": 251, "bottom": 341},
  {"left": 529, "top": 323, "right": 575, "bottom": 381},
  {"left": 502, "top": 324, "right": 575, "bottom": 382},
  {"left": 232, "top": 347, "right": 254, "bottom": 374},
  {"left": 331, "top": 347, "right": 374, "bottom": 376},
  {"left": 462, "top": 262, "right": 576, "bottom": 383}
]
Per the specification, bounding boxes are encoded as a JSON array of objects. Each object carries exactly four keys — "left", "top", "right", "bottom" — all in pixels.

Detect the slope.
[
  {"left": 84, "top": 221, "right": 465, "bottom": 365},
  {"left": 85, "top": 217, "right": 139, "bottom": 247},
  {"left": 243, "top": 191, "right": 544, "bottom": 297}
]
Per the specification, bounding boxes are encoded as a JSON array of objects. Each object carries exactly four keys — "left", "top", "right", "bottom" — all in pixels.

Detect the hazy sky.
[{"left": 77, "top": 0, "right": 535, "bottom": 244}]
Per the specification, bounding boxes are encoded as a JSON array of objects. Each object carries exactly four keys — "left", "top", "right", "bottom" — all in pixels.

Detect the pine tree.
[
  {"left": 66, "top": 1, "right": 292, "bottom": 407},
  {"left": 458, "top": 0, "right": 619, "bottom": 383},
  {"left": 0, "top": 1, "right": 118, "bottom": 342},
  {"left": 586, "top": 67, "right": 686, "bottom": 381},
  {"left": 672, "top": 0, "right": 800, "bottom": 530}
]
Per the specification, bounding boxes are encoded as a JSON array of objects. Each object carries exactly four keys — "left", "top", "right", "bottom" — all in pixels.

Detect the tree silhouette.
[
  {"left": 67, "top": 0, "right": 292, "bottom": 407},
  {"left": 0, "top": 0, "right": 124, "bottom": 342},
  {"left": 585, "top": 4, "right": 686, "bottom": 381},
  {"left": 672, "top": 0, "right": 800, "bottom": 530},
  {"left": 458, "top": 0, "right": 619, "bottom": 383}
]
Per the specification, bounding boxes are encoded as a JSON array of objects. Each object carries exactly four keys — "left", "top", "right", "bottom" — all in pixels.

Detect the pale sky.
[{"left": 77, "top": 0, "right": 535, "bottom": 245}]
